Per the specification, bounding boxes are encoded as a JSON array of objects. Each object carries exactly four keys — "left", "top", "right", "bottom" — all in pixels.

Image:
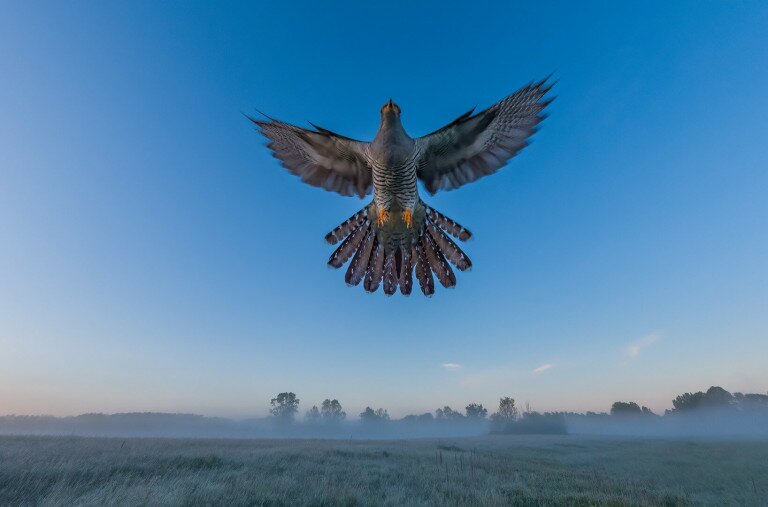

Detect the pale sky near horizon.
[{"left": 1, "top": 1, "right": 767, "bottom": 418}]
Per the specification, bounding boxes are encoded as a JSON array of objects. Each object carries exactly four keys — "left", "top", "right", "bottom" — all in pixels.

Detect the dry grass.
[{"left": 1, "top": 434, "right": 766, "bottom": 505}]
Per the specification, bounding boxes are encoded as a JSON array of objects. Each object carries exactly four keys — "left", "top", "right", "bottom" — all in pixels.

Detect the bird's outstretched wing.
[
  {"left": 249, "top": 115, "right": 373, "bottom": 198},
  {"left": 414, "top": 79, "right": 554, "bottom": 194}
]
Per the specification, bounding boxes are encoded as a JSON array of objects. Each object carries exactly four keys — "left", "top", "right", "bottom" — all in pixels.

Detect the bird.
[{"left": 249, "top": 78, "right": 553, "bottom": 296}]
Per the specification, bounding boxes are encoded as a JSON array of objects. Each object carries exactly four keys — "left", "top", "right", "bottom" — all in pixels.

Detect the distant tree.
[
  {"left": 320, "top": 399, "right": 346, "bottom": 422},
  {"left": 402, "top": 412, "right": 435, "bottom": 423},
  {"left": 270, "top": 392, "right": 299, "bottom": 422},
  {"left": 359, "top": 407, "right": 389, "bottom": 423},
  {"left": 703, "top": 386, "right": 733, "bottom": 407},
  {"left": 305, "top": 405, "right": 321, "bottom": 422},
  {"left": 610, "top": 401, "right": 642, "bottom": 416},
  {"left": 360, "top": 407, "right": 376, "bottom": 422},
  {"left": 734, "top": 392, "right": 768, "bottom": 411},
  {"left": 493, "top": 397, "right": 519, "bottom": 420},
  {"left": 465, "top": 403, "right": 488, "bottom": 419},
  {"left": 672, "top": 391, "right": 706, "bottom": 411},
  {"left": 435, "top": 406, "right": 464, "bottom": 420},
  {"left": 672, "top": 386, "right": 735, "bottom": 413},
  {"left": 490, "top": 397, "right": 518, "bottom": 433},
  {"left": 641, "top": 406, "right": 657, "bottom": 416},
  {"left": 418, "top": 412, "right": 434, "bottom": 422}
]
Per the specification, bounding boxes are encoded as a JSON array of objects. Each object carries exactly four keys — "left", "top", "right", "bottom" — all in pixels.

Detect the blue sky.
[{"left": 1, "top": 1, "right": 767, "bottom": 418}]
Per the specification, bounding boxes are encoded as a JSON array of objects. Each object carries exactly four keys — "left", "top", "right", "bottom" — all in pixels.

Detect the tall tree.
[
  {"left": 490, "top": 397, "right": 518, "bottom": 433},
  {"left": 493, "top": 397, "right": 519, "bottom": 420},
  {"left": 321, "top": 399, "right": 346, "bottom": 422},
  {"left": 270, "top": 392, "right": 299, "bottom": 422}
]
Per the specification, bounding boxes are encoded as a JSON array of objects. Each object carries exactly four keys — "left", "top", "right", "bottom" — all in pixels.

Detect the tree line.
[
  {"left": 267, "top": 386, "right": 768, "bottom": 435},
  {"left": 268, "top": 393, "right": 516, "bottom": 426}
]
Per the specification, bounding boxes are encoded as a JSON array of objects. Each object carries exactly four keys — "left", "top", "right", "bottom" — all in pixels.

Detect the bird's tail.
[{"left": 325, "top": 204, "right": 472, "bottom": 297}]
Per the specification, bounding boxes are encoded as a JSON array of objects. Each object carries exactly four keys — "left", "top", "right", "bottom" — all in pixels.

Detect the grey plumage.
[
  {"left": 251, "top": 79, "right": 553, "bottom": 296},
  {"left": 415, "top": 78, "right": 554, "bottom": 194}
]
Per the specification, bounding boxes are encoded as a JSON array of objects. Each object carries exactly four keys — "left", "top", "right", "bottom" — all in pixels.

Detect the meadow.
[{"left": 1, "top": 435, "right": 766, "bottom": 505}]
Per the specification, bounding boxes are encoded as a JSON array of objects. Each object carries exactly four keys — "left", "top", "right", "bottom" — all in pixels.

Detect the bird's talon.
[
  {"left": 402, "top": 209, "right": 413, "bottom": 228},
  {"left": 377, "top": 209, "right": 389, "bottom": 227}
]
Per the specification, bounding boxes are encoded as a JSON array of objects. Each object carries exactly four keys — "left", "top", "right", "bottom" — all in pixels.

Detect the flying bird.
[{"left": 250, "top": 78, "right": 553, "bottom": 296}]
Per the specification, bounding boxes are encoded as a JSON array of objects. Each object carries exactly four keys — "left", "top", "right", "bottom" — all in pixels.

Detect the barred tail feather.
[
  {"left": 413, "top": 242, "right": 435, "bottom": 297},
  {"left": 426, "top": 221, "right": 472, "bottom": 271},
  {"left": 327, "top": 220, "right": 369, "bottom": 268},
  {"left": 345, "top": 228, "right": 375, "bottom": 286},
  {"left": 421, "top": 232, "right": 456, "bottom": 288},
  {"left": 426, "top": 206, "right": 472, "bottom": 241},
  {"left": 325, "top": 204, "right": 471, "bottom": 296},
  {"left": 399, "top": 247, "right": 413, "bottom": 296},
  {"left": 324, "top": 208, "right": 368, "bottom": 244},
  {"left": 364, "top": 239, "right": 385, "bottom": 293},
  {"left": 382, "top": 250, "right": 398, "bottom": 296}
]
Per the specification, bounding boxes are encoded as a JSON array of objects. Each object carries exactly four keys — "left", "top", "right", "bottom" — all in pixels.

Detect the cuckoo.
[{"left": 249, "top": 78, "right": 553, "bottom": 296}]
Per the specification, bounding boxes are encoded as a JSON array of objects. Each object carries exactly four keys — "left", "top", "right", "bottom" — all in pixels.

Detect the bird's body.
[
  {"left": 251, "top": 79, "right": 553, "bottom": 296},
  {"left": 368, "top": 104, "right": 419, "bottom": 214}
]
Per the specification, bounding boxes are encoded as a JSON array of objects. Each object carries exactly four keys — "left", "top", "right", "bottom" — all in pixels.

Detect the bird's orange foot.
[
  {"left": 377, "top": 209, "right": 390, "bottom": 227},
  {"left": 402, "top": 209, "right": 413, "bottom": 228}
]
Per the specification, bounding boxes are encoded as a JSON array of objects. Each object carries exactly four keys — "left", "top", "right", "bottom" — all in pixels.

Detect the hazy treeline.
[
  {"left": 564, "top": 386, "right": 768, "bottom": 437},
  {"left": 1, "top": 386, "right": 766, "bottom": 439}
]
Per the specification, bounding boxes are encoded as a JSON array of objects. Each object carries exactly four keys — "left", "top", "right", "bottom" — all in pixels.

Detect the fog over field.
[{"left": 2, "top": 386, "right": 766, "bottom": 440}]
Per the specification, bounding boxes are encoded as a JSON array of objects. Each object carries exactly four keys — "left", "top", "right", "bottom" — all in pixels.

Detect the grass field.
[{"left": 1, "top": 434, "right": 766, "bottom": 505}]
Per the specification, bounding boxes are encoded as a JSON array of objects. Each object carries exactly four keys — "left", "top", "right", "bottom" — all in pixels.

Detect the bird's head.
[{"left": 380, "top": 99, "right": 401, "bottom": 118}]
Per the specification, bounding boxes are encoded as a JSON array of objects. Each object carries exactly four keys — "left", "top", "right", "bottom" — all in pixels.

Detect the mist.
[{"left": 1, "top": 386, "right": 766, "bottom": 440}]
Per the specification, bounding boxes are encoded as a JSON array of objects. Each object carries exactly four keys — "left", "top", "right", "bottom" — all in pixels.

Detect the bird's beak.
[{"left": 387, "top": 98, "right": 393, "bottom": 108}]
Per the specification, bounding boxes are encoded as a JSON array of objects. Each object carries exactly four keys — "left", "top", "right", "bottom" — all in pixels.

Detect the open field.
[{"left": 1, "top": 435, "right": 766, "bottom": 505}]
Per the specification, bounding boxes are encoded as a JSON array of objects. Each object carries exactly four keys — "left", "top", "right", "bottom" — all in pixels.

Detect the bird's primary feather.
[
  {"left": 249, "top": 116, "right": 373, "bottom": 198},
  {"left": 414, "top": 78, "right": 553, "bottom": 194}
]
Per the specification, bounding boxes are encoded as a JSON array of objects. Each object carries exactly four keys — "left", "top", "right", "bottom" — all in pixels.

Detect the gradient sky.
[{"left": 1, "top": 1, "right": 767, "bottom": 418}]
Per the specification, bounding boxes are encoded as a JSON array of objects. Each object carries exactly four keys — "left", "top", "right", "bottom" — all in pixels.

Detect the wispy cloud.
[
  {"left": 442, "top": 363, "right": 462, "bottom": 370},
  {"left": 533, "top": 363, "right": 554, "bottom": 374},
  {"left": 625, "top": 331, "right": 662, "bottom": 358}
]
